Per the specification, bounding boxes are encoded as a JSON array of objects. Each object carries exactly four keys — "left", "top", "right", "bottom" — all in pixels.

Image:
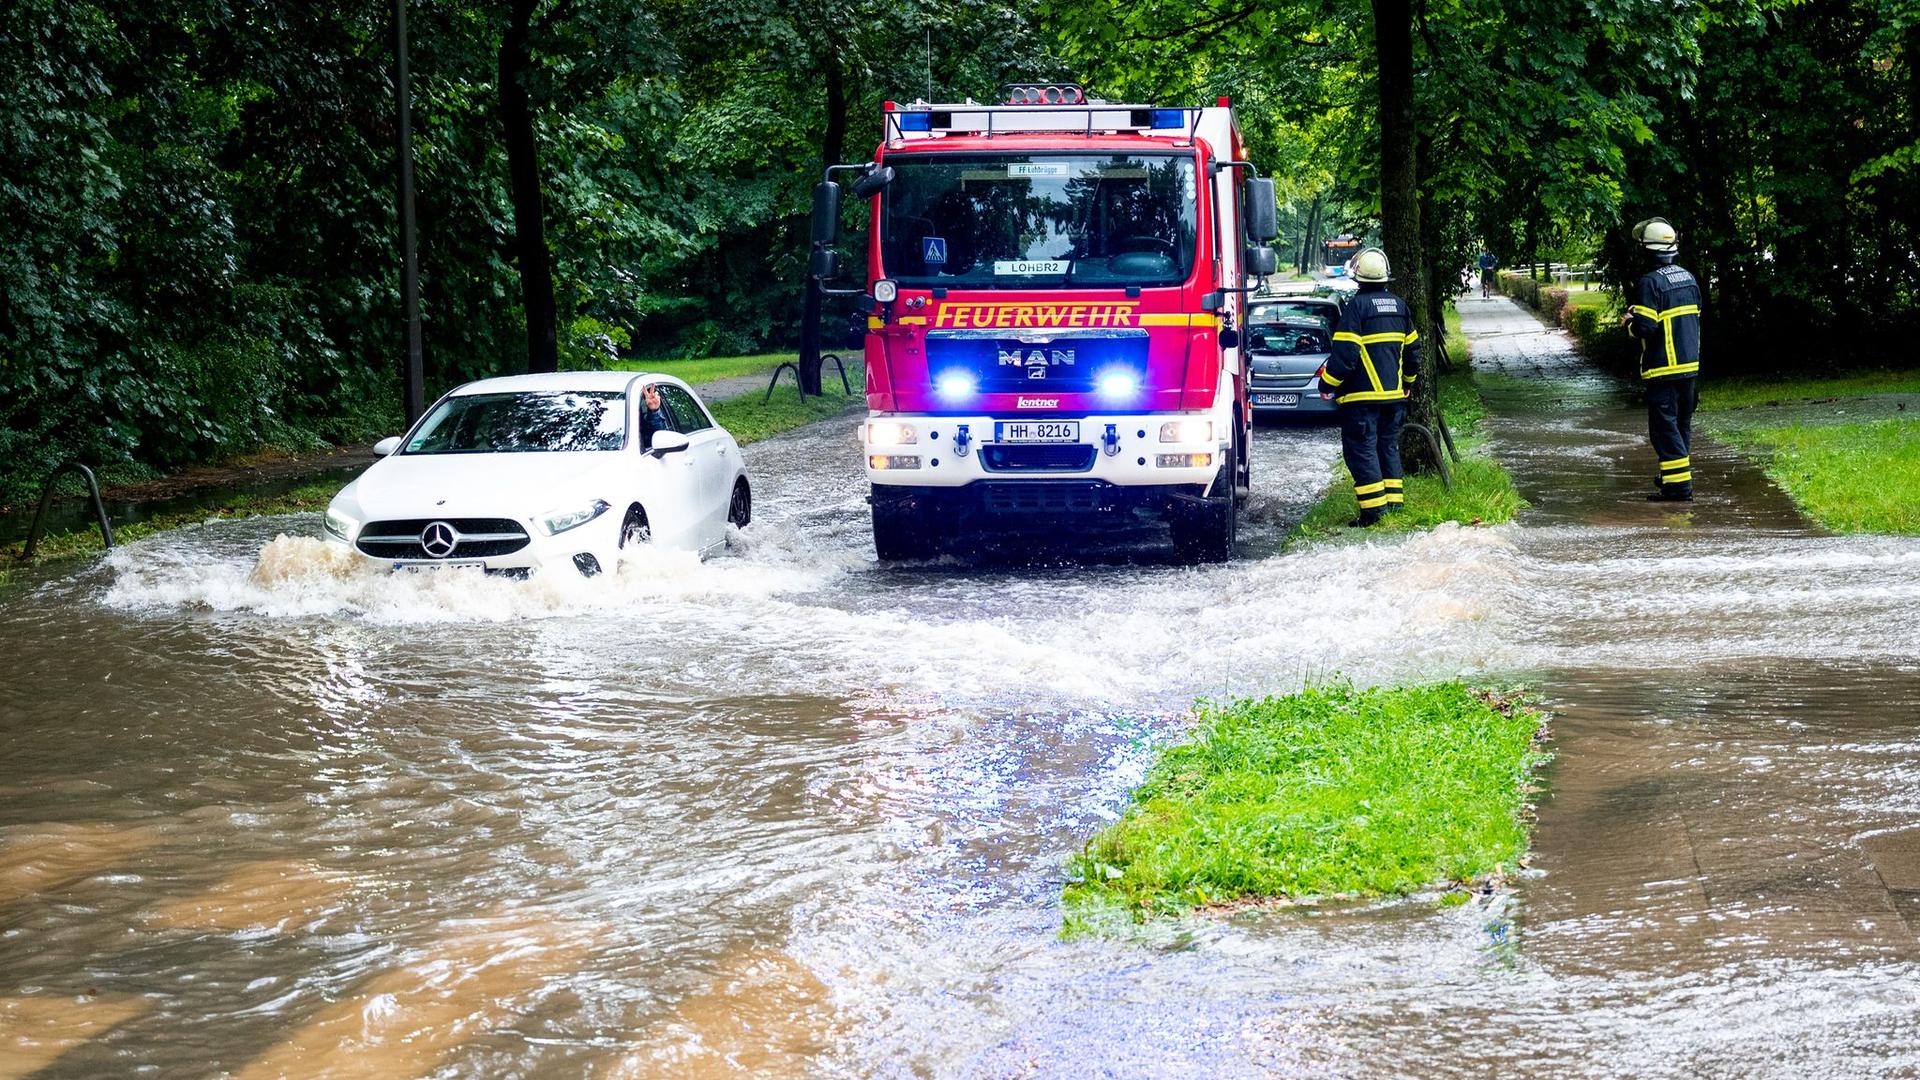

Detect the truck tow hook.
[
  {"left": 954, "top": 424, "right": 971, "bottom": 457},
  {"left": 1103, "top": 424, "right": 1120, "bottom": 457}
]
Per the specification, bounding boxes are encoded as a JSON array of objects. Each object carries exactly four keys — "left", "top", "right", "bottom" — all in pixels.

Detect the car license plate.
[
  {"left": 1253, "top": 393, "right": 1301, "bottom": 406},
  {"left": 395, "top": 561, "right": 485, "bottom": 572},
  {"left": 995, "top": 420, "right": 1080, "bottom": 443}
]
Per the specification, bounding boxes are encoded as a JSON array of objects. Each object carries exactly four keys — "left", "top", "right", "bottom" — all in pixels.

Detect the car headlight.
[
  {"left": 1159, "top": 420, "right": 1213, "bottom": 443},
  {"left": 323, "top": 506, "right": 358, "bottom": 541},
  {"left": 866, "top": 421, "right": 918, "bottom": 446},
  {"left": 539, "top": 499, "right": 611, "bottom": 536}
]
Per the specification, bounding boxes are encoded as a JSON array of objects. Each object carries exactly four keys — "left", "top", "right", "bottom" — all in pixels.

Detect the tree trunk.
[
  {"left": 500, "top": 0, "right": 558, "bottom": 374},
  {"left": 1370, "top": 0, "right": 1439, "bottom": 470}
]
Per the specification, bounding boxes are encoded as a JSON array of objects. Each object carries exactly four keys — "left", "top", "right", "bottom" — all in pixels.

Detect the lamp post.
[{"left": 394, "top": 0, "right": 425, "bottom": 422}]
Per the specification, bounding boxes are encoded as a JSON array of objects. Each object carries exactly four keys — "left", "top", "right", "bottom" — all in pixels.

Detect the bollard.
[{"left": 21, "top": 462, "right": 115, "bottom": 560}]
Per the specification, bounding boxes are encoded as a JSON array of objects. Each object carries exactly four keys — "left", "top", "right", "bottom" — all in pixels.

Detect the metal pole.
[{"left": 395, "top": 0, "right": 426, "bottom": 423}]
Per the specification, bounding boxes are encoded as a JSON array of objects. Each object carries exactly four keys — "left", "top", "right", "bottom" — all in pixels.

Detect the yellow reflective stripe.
[
  {"left": 1332, "top": 331, "right": 1365, "bottom": 345},
  {"left": 1382, "top": 478, "right": 1404, "bottom": 489},
  {"left": 1660, "top": 457, "right": 1690, "bottom": 469},
  {"left": 1359, "top": 352, "right": 1384, "bottom": 392},
  {"left": 1641, "top": 362, "right": 1699, "bottom": 379},
  {"left": 1663, "top": 471, "right": 1693, "bottom": 483},
  {"left": 1352, "top": 481, "right": 1388, "bottom": 495},
  {"left": 898, "top": 316, "right": 928, "bottom": 325},
  {"left": 1630, "top": 304, "right": 1659, "bottom": 318},
  {"left": 1336, "top": 389, "right": 1409, "bottom": 403},
  {"left": 1138, "top": 314, "right": 1218, "bottom": 326},
  {"left": 867, "top": 317, "right": 885, "bottom": 330},
  {"left": 1357, "top": 495, "right": 1390, "bottom": 509},
  {"left": 1384, "top": 492, "right": 1405, "bottom": 504},
  {"left": 1355, "top": 332, "right": 1406, "bottom": 344},
  {"left": 1320, "top": 371, "right": 1343, "bottom": 386},
  {"left": 1405, "top": 373, "right": 1418, "bottom": 383},
  {"left": 1403, "top": 330, "right": 1419, "bottom": 344},
  {"left": 1657, "top": 304, "right": 1700, "bottom": 320}
]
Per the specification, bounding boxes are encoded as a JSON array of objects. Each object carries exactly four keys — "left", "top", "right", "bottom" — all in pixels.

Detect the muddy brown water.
[{"left": 3, "top": 297, "right": 1919, "bottom": 1077}]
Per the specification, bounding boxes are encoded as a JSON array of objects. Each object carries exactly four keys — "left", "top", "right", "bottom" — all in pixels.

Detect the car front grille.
[{"left": 356, "top": 517, "right": 531, "bottom": 561}]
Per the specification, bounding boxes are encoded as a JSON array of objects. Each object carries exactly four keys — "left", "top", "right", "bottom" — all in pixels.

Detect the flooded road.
[{"left": 5, "top": 300, "right": 1920, "bottom": 1077}]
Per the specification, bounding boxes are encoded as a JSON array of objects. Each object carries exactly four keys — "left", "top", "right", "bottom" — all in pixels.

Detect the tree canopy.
[{"left": 3, "top": 0, "right": 1915, "bottom": 501}]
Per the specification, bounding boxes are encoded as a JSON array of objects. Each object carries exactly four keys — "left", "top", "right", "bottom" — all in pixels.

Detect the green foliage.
[
  {"left": 708, "top": 383, "right": 861, "bottom": 445},
  {"left": 1062, "top": 681, "right": 1548, "bottom": 932}
]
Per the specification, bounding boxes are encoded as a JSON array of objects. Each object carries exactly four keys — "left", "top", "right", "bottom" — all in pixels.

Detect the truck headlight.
[
  {"left": 866, "top": 421, "right": 918, "bottom": 446},
  {"left": 539, "top": 499, "right": 611, "bottom": 536},
  {"left": 872, "top": 279, "right": 899, "bottom": 303},
  {"left": 323, "top": 506, "right": 357, "bottom": 541},
  {"left": 1159, "top": 420, "right": 1213, "bottom": 443}
]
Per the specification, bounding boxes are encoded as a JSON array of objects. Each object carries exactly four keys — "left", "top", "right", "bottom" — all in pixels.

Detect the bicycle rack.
[
  {"left": 20, "top": 462, "right": 115, "bottom": 560},
  {"left": 763, "top": 353, "right": 854, "bottom": 402}
]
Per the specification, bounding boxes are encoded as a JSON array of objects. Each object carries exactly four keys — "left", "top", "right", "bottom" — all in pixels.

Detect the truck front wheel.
[
  {"left": 1170, "top": 463, "right": 1238, "bottom": 564},
  {"left": 871, "top": 488, "right": 939, "bottom": 562}
]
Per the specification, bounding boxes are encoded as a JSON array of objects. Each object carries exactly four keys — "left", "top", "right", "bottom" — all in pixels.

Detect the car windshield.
[
  {"left": 403, "top": 391, "right": 626, "bottom": 454},
  {"left": 880, "top": 153, "right": 1198, "bottom": 289}
]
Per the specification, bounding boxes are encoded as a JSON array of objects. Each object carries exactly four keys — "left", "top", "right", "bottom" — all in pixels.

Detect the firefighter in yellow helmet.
[
  {"left": 1317, "top": 247, "right": 1420, "bottom": 526},
  {"left": 1621, "top": 217, "right": 1702, "bottom": 501}
]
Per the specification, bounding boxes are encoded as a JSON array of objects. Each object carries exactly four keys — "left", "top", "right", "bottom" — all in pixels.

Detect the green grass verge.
[
  {"left": 1062, "top": 681, "right": 1549, "bottom": 935},
  {"left": 1710, "top": 419, "right": 1920, "bottom": 533},
  {"left": 1695, "top": 369, "right": 1920, "bottom": 533},
  {"left": 708, "top": 383, "right": 863, "bottom": 445},
  {"left": 609, "top": 352, "right": 797, "bottom": 386},
  {"left": 1700, "top": 369, "right": 1920, "bottom": 411}
]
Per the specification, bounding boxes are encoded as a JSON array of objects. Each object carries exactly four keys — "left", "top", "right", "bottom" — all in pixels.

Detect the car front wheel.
[
  {"left": 618, "top": 506, "right": 650, "bottom": 548},
  {"left": 727, "top": 479, "right": 751, "bottom": 529}
]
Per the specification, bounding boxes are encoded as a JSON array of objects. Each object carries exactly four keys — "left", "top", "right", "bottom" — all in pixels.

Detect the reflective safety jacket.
[
  {"left": 1628, "top": 262, "right": 1701, "bottom": 380},
  {"left": 1319, "top": 287, "right": 1421, "bottom": 403}
]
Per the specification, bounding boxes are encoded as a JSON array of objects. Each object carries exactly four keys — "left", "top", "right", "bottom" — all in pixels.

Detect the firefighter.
[
  {"left": 1318, "top": 247, "right": 1420, "bottom": 527},
  {"left": 1621, "top": 217, "right": 1701, "bottom": 501}
]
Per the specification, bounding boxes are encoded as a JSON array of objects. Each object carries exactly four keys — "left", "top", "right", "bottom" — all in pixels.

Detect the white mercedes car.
[{"left": 322, "top": 372, "right": 750, "bottom": 576}]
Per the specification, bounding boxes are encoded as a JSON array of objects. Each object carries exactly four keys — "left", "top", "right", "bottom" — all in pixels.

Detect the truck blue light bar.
[
  {"left": 1149, "top": 110, "right": 1185, "bottom": 129},
  {"left": 896, "top": 112, "right": 932, "bottom": 132}
]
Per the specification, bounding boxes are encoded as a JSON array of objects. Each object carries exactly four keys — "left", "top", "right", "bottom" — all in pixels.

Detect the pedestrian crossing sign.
[{"left": 922, "top": 237, "right": 947, "bottom": 266}]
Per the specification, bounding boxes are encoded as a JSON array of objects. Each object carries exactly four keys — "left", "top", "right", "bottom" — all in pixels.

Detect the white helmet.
[
  {"left": 1633, "top": 217, "right": 1678, "bottom": 254},
  {"left": 1352, "top": 247, "right": 1391, "bottom": 283}
]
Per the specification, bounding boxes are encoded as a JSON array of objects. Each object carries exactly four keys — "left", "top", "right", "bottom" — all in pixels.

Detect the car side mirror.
[
  {"left": 648, "top": 430, "right": 691, "bottom": 456},
  {"left": 373, "top": 436, "right": 401, "bottom": 456}
]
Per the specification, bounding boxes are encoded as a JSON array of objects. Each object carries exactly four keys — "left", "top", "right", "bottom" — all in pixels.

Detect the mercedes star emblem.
[{"left": 420, "top": 521, "right": 459, "bottom": 558}]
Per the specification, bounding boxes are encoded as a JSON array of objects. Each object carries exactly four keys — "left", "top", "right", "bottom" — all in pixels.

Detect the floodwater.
[{"left": 4, "top": 298, "right": 1920, "bottom": 1077}]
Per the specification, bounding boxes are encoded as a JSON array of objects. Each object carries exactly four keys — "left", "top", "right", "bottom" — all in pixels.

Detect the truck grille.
[
  {"left": 980, "top": 444, "right": 1097, "bottom": 473},
  {"left": 978, "top": 482, "right": 1111, "bottom": 515},
  {"left": 356, "top": 518, "right": 531, "bottom": 561}
]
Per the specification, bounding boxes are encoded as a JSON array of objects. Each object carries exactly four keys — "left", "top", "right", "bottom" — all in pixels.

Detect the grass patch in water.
[{"left": 1062, "top": 681, "right": 1549, "bottom": 936}]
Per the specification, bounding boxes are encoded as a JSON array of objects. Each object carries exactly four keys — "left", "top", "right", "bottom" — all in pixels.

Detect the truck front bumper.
[{"left": 860, "top": 412, "right": 1227, "bottom": 489}]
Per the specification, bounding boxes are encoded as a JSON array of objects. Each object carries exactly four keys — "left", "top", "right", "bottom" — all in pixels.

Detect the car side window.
[{"left": 659, "top": 385, "right": 713, "bottom": 433}]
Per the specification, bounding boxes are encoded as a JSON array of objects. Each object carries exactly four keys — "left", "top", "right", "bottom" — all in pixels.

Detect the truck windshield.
[{"left": 880, "top": 153, "right": 1198, "bottom": 289}]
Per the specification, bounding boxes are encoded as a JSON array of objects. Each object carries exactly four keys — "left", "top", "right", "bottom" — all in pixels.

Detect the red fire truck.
[{"left": 809, "top": 85, "right": 1278, "bottom": 562}]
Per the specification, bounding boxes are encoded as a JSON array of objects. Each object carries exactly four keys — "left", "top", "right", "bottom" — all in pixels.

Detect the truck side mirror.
[
  {"left": 810, "top": 248, "right": 841, "bottom": 281},
  {"left": 1245, "top": 245, "right": 1278, "bottom": 278},
  {"left": 1244, "top": 178, "right": 1279, "bottom": 242},
  {"left": 810, "top": 181, "right": 843, "bottom": 246},
  {"left": 851, "top": 166, "right": 895, "bottom": 199}
]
